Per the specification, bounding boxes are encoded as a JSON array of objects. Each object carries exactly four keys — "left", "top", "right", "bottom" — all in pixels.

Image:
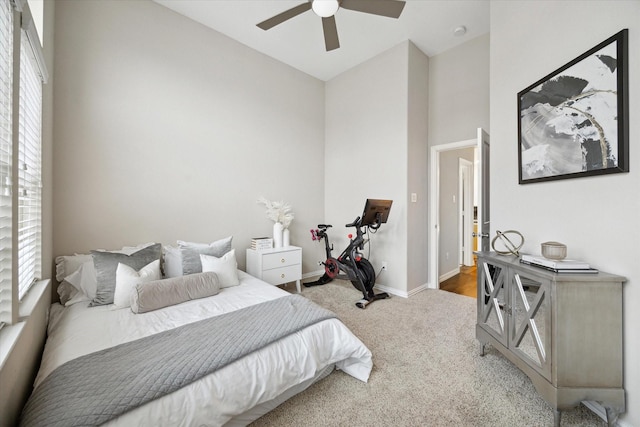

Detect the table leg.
[
  {"left": 554, "top": 409, "right": 561, "bottom": 427},
  {"left": 605, "top": 406, "right": 619, "bottom": 427}
]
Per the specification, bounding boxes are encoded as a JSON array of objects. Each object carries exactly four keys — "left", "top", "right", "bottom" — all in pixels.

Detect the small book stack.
[
  {"left": 251, "top": 237, "right": 273, "bottom": 251},
  {"left": 520, "top": 254, "right": 598, "bottom": 274}
]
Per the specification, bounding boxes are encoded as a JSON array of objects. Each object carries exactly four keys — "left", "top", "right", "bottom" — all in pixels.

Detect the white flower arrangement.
[{"left": 257, "top": 196, "right": 294, "bottom": 229}]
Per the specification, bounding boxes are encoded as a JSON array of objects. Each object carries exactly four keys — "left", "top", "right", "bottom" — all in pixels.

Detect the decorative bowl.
[{"left": 541, "top": 241, "right": 567, "bottom": 260}]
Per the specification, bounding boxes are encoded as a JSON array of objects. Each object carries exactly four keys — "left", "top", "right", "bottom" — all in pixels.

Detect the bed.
[{"left": 20, "top": 241, "right": 372, "bottom": 427}]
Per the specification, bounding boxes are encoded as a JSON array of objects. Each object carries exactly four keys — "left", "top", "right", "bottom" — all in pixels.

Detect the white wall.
[
  {"left": 490, "top": 2, "right": 640, "bottom": 425},
  {"left": 325, "top": 41, "right": 429, "bottom": 296},
  {"left": 428, "top": 33, "right": 490, "bottom": 146},
  {"left": 52, "top": 0, "right": 325, "bottom": 273}
]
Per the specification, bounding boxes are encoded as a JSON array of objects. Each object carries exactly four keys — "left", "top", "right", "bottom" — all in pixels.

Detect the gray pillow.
[
  {"left": 90, "top": 243, "right": 162, "bottom": 306},
  {"left": 131, "top": 271, "right": 221, "bottom": 314},
  {"left": 178, "top": 236, "right": 232, "bottom": 276},
  {"left": 56, "top": 281, "right": 78, "bottom": 306}
]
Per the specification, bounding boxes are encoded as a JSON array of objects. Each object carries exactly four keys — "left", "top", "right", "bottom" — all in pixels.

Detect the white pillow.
[
  {"left": 200, "top": 249, "right": 239, "bottom": 288},
  {"left": 113, "top": 260, "right": 161, "bottom": 308},
  {"left": 55, "top": 254, "right": 93, "bottom": 282},
  {"left": 162, "top": 245, "right": 183, "bottom": 278},
  {"left": 65, "top": 262, "right": 97, "bottom": 300}
]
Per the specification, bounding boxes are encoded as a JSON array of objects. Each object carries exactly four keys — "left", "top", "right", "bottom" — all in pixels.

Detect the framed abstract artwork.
[{"left": 518, "top": 29, "right": 628, "bottom": 184}]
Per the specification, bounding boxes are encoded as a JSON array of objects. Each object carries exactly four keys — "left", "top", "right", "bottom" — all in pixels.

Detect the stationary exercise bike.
[{"left": 304, "top": 199, "right": 392, "bottom": 309}]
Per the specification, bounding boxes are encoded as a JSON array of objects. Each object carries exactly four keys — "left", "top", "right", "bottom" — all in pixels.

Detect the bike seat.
[{"left": 318, "top": 224, "right": 332, "bottom": 229}]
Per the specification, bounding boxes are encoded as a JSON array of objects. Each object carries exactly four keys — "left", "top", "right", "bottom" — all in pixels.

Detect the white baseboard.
[
  {"left": 302, "top": 270, "right": 429, "bottom": 300},
  {"left": 406, "top": 283, "right": 430, "bottom": 297},
  {"left": 439, "top": 267, "right": 460, "bottom": 283},
  {"left": 302, "top": 270, "right": 324, "bottom": 280},
  {"left": 374, "top": 282, "right": 429, "bottom": 298},
  {"left": 373, "top": 283, "right": 408, "bottom": 298}
]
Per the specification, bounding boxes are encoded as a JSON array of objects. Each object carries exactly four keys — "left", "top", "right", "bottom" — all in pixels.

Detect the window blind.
[
  {"left": 17, "top": 32, "right": 41, "bottom": 299},
  {"left": 0, "top": 0, "right": 13, "bottom": 325}
]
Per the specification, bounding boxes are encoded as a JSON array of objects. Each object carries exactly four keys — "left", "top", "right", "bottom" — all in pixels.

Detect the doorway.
[{"left": 428, "top": 129, "right": 489, "bottom": 297}]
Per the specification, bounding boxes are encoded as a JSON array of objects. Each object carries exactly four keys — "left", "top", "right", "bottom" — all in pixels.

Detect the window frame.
[{"left": 0, "top": 0, "right": 46, "bottom": 327}]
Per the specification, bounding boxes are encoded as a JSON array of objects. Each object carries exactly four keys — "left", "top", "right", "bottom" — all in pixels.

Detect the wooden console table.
[{"left": 475, "top": 251, "right": 625, "bottom": 426}]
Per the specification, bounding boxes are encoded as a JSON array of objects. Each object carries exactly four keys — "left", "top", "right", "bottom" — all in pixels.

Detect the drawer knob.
[
  {"left": 281, "top": 273, "right": 285, "bottom": 279},
  {"left": 281, "top": 258, "right": 285, "bottom": 263}
]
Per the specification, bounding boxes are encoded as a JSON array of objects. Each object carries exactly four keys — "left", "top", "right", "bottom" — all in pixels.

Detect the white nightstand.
[{"left": 246, "top": 246, "right": 302, "bottom": 293}]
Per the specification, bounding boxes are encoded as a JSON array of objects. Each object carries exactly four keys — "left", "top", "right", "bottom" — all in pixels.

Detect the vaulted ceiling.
[{"left": 153, "top": 0, "right": 490, "bottom": 81}]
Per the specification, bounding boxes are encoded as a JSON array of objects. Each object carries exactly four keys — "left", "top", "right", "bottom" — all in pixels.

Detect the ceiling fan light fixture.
[{"left": 312, "top": 0, "right": 340, "bottom": 18}]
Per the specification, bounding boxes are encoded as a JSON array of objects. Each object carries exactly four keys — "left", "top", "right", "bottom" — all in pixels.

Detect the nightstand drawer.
[
  {"left": 262, "top": 250, "right": 302, "bottom": 270},
  {"left": 262, "top": 264, "right": 302, "bottom": 285}
]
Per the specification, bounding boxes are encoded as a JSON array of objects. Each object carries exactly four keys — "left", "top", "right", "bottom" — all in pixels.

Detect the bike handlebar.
[{"left": 345, "top": 216, "right": 361, "bottom": 228}]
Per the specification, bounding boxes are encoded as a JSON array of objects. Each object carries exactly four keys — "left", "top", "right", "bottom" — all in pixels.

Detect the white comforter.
[{"left": 35, "top": 271, "right": 372, "bottom": 426}]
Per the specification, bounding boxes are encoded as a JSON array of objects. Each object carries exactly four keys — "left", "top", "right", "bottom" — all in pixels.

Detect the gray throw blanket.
[{"left": 21, "top": 294, "right": 336, "bottom": 427}]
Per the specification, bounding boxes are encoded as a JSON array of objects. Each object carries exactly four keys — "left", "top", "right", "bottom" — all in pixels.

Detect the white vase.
[
  {"left": 273, "top": 222, "right": 284, "bottom": 248},
  {"left": 283, "top": 228, "right": 290, "bottom": 247}
]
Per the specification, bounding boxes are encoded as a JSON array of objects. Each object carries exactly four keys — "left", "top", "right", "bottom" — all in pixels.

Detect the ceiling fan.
[{"left": 257, "top": 0, "right": 406, "bottom": 52}]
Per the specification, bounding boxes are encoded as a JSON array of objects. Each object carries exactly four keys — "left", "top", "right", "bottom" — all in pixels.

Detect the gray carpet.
[{"left": 251, "top": 280, "right": 605, "bottom": 427}]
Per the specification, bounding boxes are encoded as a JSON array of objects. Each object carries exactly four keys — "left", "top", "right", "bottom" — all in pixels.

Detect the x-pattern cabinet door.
[
  {"left": 478, "top": 261, "right": 508, "bottom": 348},
  {"left": 509, "top": 268, "right": 552, "bottom": 381}
]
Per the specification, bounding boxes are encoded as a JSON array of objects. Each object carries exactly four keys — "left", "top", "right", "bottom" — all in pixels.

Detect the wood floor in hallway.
[{"left": 439, "top": 264, "right": 477, "bottom": 298}]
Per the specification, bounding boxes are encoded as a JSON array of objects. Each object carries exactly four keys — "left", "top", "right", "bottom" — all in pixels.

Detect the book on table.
[
  {"left": 520, "top": 254, "right": 594, "bottom": 272},
  {"left": 520, "top": 261, "right": 599, "bottom": 274},
  {"left": 251, "top": 237, "right": 273, "bottom": 250}
]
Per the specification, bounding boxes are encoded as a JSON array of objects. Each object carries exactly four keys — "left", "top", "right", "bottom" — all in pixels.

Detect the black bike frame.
[{"left": 317, "top": 216, "right": 371, "bottom": 297}]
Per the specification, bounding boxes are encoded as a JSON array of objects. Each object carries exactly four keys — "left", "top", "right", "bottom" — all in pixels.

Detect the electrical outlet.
[{"left": 381, "top": 261, "right": 388, "bottom": 271}]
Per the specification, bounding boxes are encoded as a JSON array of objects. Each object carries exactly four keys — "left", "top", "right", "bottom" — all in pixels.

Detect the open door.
[
  {"left": 475, "top": 128, "right": 490, "bottom": 251},
  {"left": 459, "top": 158, "right": 474, "bottom": 266}
]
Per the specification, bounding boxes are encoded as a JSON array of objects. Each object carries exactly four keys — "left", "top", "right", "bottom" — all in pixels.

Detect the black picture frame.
[{"left": 518, "top": 29, "right": 629, "bottom": 184}]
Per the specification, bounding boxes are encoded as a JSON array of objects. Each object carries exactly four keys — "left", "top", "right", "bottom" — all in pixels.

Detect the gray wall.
[
  {"left": 406, "top": 43, "right": 430, "bottom": 293},
  {"left": 52, "top": 0, "right": 325, "bottom": 273},
  {"left": 490, "top": 2, "right": 640, "bottom": 425},
  {"left": 426, "top": 33, "right": 489, "bottom": 286},
  {"left": 325, "top": 41, "right": 429, "bottom": 295}
]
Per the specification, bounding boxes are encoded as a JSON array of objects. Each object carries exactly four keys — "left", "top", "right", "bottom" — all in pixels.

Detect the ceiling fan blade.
[
  {"left": 322, "top": 16, "right": 340, "bottom": 51},
  {"left": 340, "top": 0, "right": 406, "bottom": 18},
  {"left": 257, "top": 2, "right": 312, "bottom": 30}
]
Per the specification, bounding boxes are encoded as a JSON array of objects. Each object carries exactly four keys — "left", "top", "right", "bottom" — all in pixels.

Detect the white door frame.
[{"left": 428, "top": 138, "right": 477, "bottom": 289}]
